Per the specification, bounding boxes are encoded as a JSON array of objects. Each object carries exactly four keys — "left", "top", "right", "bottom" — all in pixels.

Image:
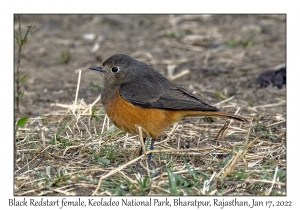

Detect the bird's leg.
[
  {"left": 147, "top": 138, "right": 155, "bottom": 166},
  {"left": 138, "top": 137, "right": 146, "bottom": 157},
  {"left": 139, "top": 138, "right": 155, "bottom": 167}
]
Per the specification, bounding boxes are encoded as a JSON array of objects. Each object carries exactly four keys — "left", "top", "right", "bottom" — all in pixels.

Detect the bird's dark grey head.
[
  {"left": 89, "top": 54, "right": 148, "bottom": 86},
  {"left": 89, "top": 54, "right": 152, "bottom": 105}
]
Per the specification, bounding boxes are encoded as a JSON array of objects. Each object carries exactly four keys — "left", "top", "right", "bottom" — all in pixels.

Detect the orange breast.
[{"left": 104, "top": 93, "right": 185, "bottom": 138}]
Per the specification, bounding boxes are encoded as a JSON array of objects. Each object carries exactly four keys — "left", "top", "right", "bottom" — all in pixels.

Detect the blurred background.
[{"left": 14, "top": 14, "right": 286, "bottom": 117}]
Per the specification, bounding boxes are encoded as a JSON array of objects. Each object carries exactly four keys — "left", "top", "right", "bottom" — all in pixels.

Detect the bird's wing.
[{"left": 119, "top": 81, "right": 218, "bottom": 111}]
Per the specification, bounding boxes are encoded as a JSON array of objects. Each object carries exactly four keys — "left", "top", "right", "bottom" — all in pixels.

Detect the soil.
[{"left": 14, "top": 14, "right": 286, "bottom": 118}]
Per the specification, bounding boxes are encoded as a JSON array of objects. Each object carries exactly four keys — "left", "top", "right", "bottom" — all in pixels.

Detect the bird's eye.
[{"left": 111, "top": 66, "right": 120, "bottom": 73}]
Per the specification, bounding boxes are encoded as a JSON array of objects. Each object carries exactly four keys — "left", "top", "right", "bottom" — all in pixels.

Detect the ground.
[{"left": 14, "top": 14, "right": 286, "bottom": 196}]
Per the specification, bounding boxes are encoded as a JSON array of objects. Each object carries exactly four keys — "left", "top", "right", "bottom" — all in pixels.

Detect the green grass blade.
[{"left": 167, "top": 169, "right": 179, "bottom": 195}]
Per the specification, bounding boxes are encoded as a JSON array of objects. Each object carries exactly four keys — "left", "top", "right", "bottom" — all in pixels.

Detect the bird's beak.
[{"left": 89, "top": 66, "right": 104, "bottom": 72}]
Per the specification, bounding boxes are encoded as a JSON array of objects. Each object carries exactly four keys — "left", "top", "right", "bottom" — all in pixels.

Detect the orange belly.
[{"left": 104, "top": 93, "right": 185, "bottom": 138}]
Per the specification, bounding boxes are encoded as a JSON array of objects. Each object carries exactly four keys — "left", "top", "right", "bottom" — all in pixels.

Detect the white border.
[{"left": 2, "top": 0, "right": 298, "bottom": 209}]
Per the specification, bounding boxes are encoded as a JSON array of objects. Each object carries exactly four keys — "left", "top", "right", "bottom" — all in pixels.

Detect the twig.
[
  {"left": 213, "top": 96, "right": 235, "bottom": 107},
  {"left": 266, "top": 166, "right": 279, "bottom": 195},
  {"left": 168, "top": 69, "right": 190, "bottom": 81},
  {"left": 73, "top": 70, "right": 82, "bottom": 113},
  {"left": 63, "top": 144, "right": 84, "bottom": 156},
  {"left": 245, "top": 120, "right": 253, "bottom": 145},
  {"left": 266, "top": 120, "right": 286, "bottom": 128},
  {"left": 137, "top": 126, "right": 150, "bottom": 177}
]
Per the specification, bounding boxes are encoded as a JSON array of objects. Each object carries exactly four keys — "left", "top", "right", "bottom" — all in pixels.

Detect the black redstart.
[{"left": 90, "top": 54, "right": 247, "bottom": 163}]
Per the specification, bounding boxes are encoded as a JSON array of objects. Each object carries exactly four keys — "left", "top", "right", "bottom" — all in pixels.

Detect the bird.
[{"left": 90, "top": 54, "right": 247, "bottom": 164}]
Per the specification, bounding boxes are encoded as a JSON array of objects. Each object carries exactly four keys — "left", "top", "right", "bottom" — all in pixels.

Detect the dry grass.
[{"left": 14, "top": 69, "right": 286, "bottom": 196}]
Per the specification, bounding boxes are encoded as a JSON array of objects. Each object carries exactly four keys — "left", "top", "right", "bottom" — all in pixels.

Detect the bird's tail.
[
  {"left": 183, "top": 110, "right": 248, "bottom": 122},
  {"left": 220, "top": 112, "right": 248, "bottom": 122}
]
